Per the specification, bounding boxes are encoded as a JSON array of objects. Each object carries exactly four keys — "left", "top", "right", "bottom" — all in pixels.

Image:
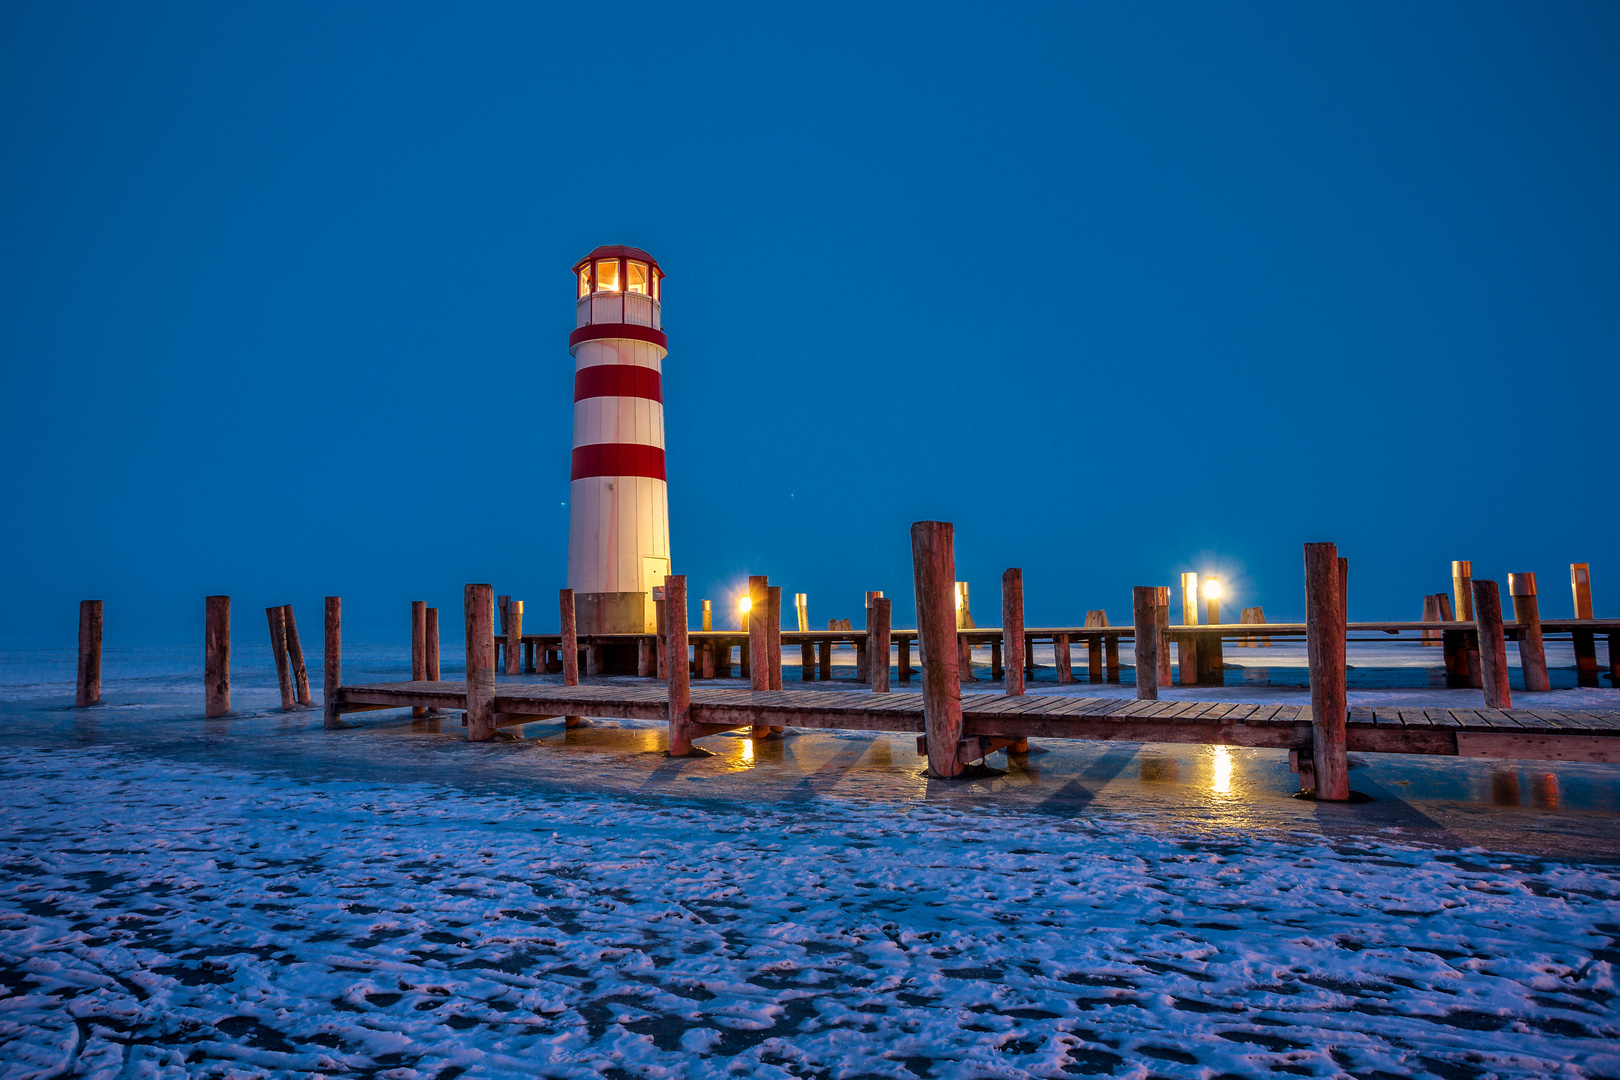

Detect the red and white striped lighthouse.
[{"left": 567, "top": 245, "right": 670, "bottom": 636}]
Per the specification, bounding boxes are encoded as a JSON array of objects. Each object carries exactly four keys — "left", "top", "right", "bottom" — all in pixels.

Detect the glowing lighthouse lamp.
[{"left": 565, "top": 245, "right": 671, "bottom": 669}]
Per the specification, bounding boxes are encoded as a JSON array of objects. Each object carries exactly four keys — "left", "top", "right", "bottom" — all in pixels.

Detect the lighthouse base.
[{"left": 576, "top": 591, "right": 653, "bottom": 635}]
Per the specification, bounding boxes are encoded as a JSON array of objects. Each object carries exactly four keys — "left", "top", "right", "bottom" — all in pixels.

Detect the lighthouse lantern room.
[{"left": 566, "top": 245, "right": 672, "bottom": 646}]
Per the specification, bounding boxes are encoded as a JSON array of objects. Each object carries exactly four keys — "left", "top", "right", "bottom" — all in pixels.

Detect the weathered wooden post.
[
  {"left": 1153, "top": 586, "right": 1173, "bottom": 686},
  {"left": 818, "top": 637, "right": 831, "bottom": 680},
  {"left": 1054, "top": 634, "right": 1073, "bottom": 683},
  {"left": 267, "top": 605, "right": 295, "bottom": 710},
  {"left": 424, "top": 606, "right": 440, "bottom": 713},
  {"left": 464, "top": 584, "right": 496, "bottom": 741},
  {"left": 958, "top": 632, "right": 977, "bottom": 683},
  {"left": 76, "top": 599, "right": 102, "bottom": 707},
  {"left": 1420, "top": 595, "right": 1442, "bottom": 646},
  {"left": 638, "top": 634, "right": 655, "bottom": 677},
  {"left": 1132, "top": 588, "right": 1158, "bottom": 701},
  {"left": 857, "top": 591, "right": 881, "bottom": 680},
  {"left": 869, "top": 596, "right": 892, "bottom": 693},
  {"left": 1204, "top": 577, "right": 1224, "bottom": 676},
  {"left": 560, "top": 588, "right": 581, "bottom": 728},
  {"left": 205, "top": 595, "right": 231, "bottom": 718},
  {"left": 666, "top": 574, "right": 693, "bottom": 756},
  {"left": 913, "top": 522, "right": 964, "bottom": 778},
  {"left": 411, "top": 600, "right": 428, "bottom": 717},
  {"left": 800, "top": 639, "right": 814, "bottom": 681},
  {"left": 322, "top": 597, "right": 341, "bottom": 728},
  {"left": 1571, "top": 563, "right": 1598, "bottom": 685},
  {"left": 1451, "top": 561, "right": 1474, "bottom": 622},
  {"left": 748, "top": 576, "right": 769, "bottom": 738},
  {"left": 1178, "top": 572, "right": 1199, "bottom": 687},
  {"left": 495, "top": 595, "right": 509, "bottom": 673},
  {"left": 1472, "top": 579, "right": 1512, "bottom": 710},
  {"left": 767, "top": 586, "right": 784, "bottom": 692},
  {"left": 897, "top": 635, "right": 911, "bottom": 685},
  {"left": 1304, "top": 543, "right": 1350, "bottom": 801},
  {"left": 504, "top": 600, "right": 523, "bottom": 677},
  {"left": 795, "top": 593, "right": 809, "bottom": 632},
  {"left": 282, "top": 604, "right": 311, "bottom": 705},
  {"left": 1337, "top": 557, "right": 1349, "bottom": 629},
  {"left": 1508, "top": 573, "right": 1550, "bottom": 692},
  {"left": 702, "top": 599, "right": 713, "bottom": 632},
  {"left": 1002, "top": 569, "right": 1025, "bottom": 697}
]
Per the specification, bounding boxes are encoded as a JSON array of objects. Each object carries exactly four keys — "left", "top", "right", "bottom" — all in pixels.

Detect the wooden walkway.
[{"left": 332, "top": 680, "right": 1620, "bottom": 764}]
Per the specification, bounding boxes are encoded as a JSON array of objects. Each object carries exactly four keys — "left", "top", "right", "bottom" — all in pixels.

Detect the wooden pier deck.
[{"left": 332, "top": 680, "right": 1620, "bottom": 764}]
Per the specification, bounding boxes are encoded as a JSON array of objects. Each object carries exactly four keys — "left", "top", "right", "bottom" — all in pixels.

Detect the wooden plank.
[
  {"left": 1397, "top": 708, "right": 1434, "bottom": 728},
  {"left": 1423, "top": 708, "right": 1462, "bottom": 728},
  {"left": 1455, "top": 732, "right": 1620, "bottom": 764},
  {"left": 1347, "top": 706, "right": 1376, "bottom": 728}
]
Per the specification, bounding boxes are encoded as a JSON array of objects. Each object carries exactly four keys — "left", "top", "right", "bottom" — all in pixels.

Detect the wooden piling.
[
  {"left": 1338, "top": 557, "right": 1349, "bottom": 632},
  {"left": 767, "top": 586, "right": 784, "bottom": 693},
  {"left": 1420, "top": 595, "right": 1442, "bottom": 646},
  {"left": 800, "top": 640, "right": 814, "bottom": 681},
  {"left": 205, "top": 595, "right": 230, "bottom": 719},
  {"left": 1153, "top": 586, "right": 1173, "bottom": 686},
  {"left": 913, "top": 522, "right": 964, "bottom": 778},
  {"left": 702, "top": 599, "right": 713, "bottom": 632},
  {"left": 795, "top": 593, "right": 809, "bottom": 632},
  {"left": 638, "top": 635, "right": 655, "bottom": 677},
  {"left": 1452, "top": 561, "right": 1474, "bottom": 622},
  {"left": 76, "top": 599, "right": 102, "bottom": 707},
  {"left": 464, "top": 584, "right": 496, "bottom": 741},
  {"left": 411, "top": 600, "right": 428, "bottom": 717},
  {"left": 748, "top": 576, "right": 769, "bottom": 737},
  {"left": 424, "top": 606, "right": 440, "bottom": 712},
  {"left": 560, "top": 588, "right": 581, "bottom": 728},
  {"left": 666, "top": 575, "right": 692, "bottom": 755},
  {"left": 1132, "top": 589, "right": 1158, "bottom": 700},
  {"left": 991, "top": 638, "right": 1003, "bottom": 681},
  {"left": 279, "top": 605, "right": 310, "bottom": 705},
  {"left": 869, "top": 597, "right": 892, "bottom": 693},
  {"left": 267, "top": 605, "right": 295, "bottom": 711},
  {"left": 1105, "top": 634, "right": 1120, "bottom": 681},
  {"left": 322, "top": 597, "right": 342, "bottom": 728},
  {"left": 1054, "top": 633, "right": 1073, "bottom": 683},
  {"left": 1002, "top": 569, "right": 1024, "bottom": 697},
  {"left": 703, "top": 642, "right": 717, "bottom": 679},
  {"left": 1571, "top": 563, "right": 1598, "bottom": 685},
  {"left": 897, "top": 635, "right": 911, "bottom": 685},
  {"left": 1205, "top": 583, "right": 1224, "bottom": 674},
  {"left": 1472, "top": 579, "right": 1512, "bottom": 709},
  {"left": 958, "top": 633, "right": 976, "bottom": 683},
  {"left": 818, "top": 638, "right": 831, "bottom": 680},
  {"left": 504, "top": 600, "right": 523, "bottom": 677},
  {"left": 1508, "top": 573, "right": 1550, "bottom": 692},
  {"left": 654, "top": 590, "right": 668, "bottom": 679},
  {"left": 1304, "top": 543, "right": 1349, "bottom": 801},
  {"left": 1177, "top": 634, "right": 1198, "bottom": 686}
]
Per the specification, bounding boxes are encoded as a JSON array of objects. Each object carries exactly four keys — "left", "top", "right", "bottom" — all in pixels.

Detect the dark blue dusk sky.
[{"left": 3, "top": 2, "right": 1617, "bottom": 646}]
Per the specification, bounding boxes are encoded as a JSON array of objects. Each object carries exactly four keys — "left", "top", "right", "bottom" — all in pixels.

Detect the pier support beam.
[
  {"left": 464, "top": 584, "right": 496, "bottom": 741},
  {"left": 1304, "top": 543, "right": 1350, "bottom": 801},
  {"left": 1132, "top": 588, "right": 1158, "bottom": 701},
  {"left": 1473, "top": 579, "right": 1512, "bottom": 710},
  {"left": 912, "top": 521, "right": 964, "bottom": 779},
  {"left": 283, "top": 605, "right": 311, "bottom": 706},
  {"left": 76, "top": 599, "right": 102, "bottom": 708},
  {"left": 205, "top": 595, "right": 230, "bottom": 719},
  {"left": 323, "top": 597, "right": 341, "bottom": 728}
]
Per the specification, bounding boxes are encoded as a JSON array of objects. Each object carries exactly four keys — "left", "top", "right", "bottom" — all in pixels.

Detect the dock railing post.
[
  {"left": 560, "top": 588, "right": 581, "bottom": 728},
  {"left": 666, "top": 575, "right": 692, "bottom": 755},
  {"left": 913, "top": 522, "right": 964, "bottom": 778},
  {"left": 1472, "top": 579, "right": 1512, "bottom": 710},
  {"left": 411, "top": 600, "right": 428, "bottom": 717},
  {"left": 1508, "top": 573, "right": 1549, "bottom": 692},
  {"left": 869, "top": 596, "right": 892, "bottom": 693},
  {"left": 1571, "top": 563, "right": 1598, "bottom": 685},
  {"left": 1002, "top": 569, "right": 1025, "bottom": 697},
  {"left": 1304, "top": 543, "right": 1350, "bottom": 801},
  {"left": 322, "top": 597, "right": 341, "bottom": 728},
  {"left": 76, "top": 599, "right": 102, "bottom": 708},
  {"left": 1132, "top": 588, "right": 1158, "bottom": 701},
  {"left": 205, "top": 595, "right": 231, "bottom": 719},
  {"left": 267, "top": 605, "right": 295, "bottom": 711},
  {"left": 283, "top": 604, "right": 311, "bottom": 705},
  {"left": 464, "top": 583, "right": 497, "bottom": 741}
]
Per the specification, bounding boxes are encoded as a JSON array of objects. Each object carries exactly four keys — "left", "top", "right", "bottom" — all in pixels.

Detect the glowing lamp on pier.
[
  {"left": 565, "top": 245, "right": 671, "bottom": 656},
  {"left": 1204, "top": 577, "right": 1222, "bottom": 624}
]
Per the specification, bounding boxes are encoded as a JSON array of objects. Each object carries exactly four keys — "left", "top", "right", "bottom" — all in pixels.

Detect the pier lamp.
[
  {"left": 1204, "top": 578, "right": 1221, "bottom": 625},
  {"left": 738, "top": 594, "right": 751, "bottom": 631}
]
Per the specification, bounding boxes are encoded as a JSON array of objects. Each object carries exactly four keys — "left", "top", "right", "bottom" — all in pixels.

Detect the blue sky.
[{"left": 3, "top": 2, "right": 1617, "bottom": 645}]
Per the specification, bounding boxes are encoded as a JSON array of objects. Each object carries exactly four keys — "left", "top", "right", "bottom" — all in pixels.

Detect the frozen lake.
[{"left": 2, "top": 643, "right": 1617, "bottom": 1078}]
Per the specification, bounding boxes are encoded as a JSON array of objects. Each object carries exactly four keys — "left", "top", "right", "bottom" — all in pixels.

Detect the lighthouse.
[{"left": 566, "top": 245, "right": 671, "bottom": 644}]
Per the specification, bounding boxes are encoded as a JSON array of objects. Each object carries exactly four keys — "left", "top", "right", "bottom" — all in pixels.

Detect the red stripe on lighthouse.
[
  {"left": 574, "top": 365, "right": 663, "bottom": 403},
  {"left": 569, "top": 323, "right": 668, "bottom": 350},
  {"left": 571, "top": 443, "right": 667, "bottom": 481}
]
